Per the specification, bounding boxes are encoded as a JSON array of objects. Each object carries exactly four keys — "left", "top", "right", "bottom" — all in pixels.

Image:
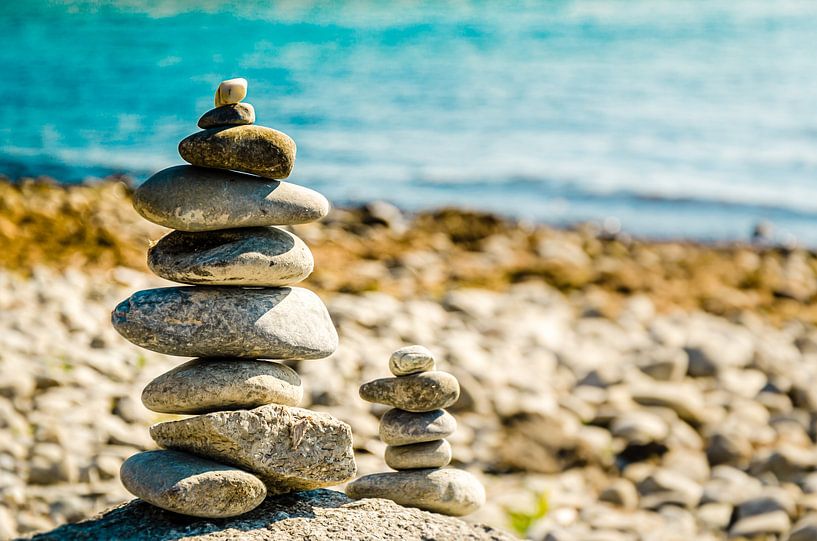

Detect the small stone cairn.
[
  {"left": 111, "top": 78, "right": 356, "bottom": 518},
  {"left": 346, "top": 346, "right": 485, "bottom": 516}
]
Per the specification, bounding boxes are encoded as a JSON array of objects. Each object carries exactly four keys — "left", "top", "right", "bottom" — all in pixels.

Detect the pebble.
[
  {"left": 147, "top": 227, "right": 314, "bottom": 286},
  {"left": 141, "top": 358, "right": 302, "bottom": 414},
  {"left": 198, "top": 102, "right": 255, "bottom": 129},
  {"left": 359, "top": 371, "right": 460, "bottom": 412},
  {"left": 599, "top": 479, "right": 639, "bottom": 510},
  {"left": 379, "top": 408, "right": 457, "bottom": 446},
  {"left": 134, "top": 166, "right": 330, "bottom": 231},
  {"left": 346, "top": 468, "right": 485, "bottom": 516},
  {"left": 119, "top": 449, "right": 266, "bottom": 518},
  {"left": 729, "top": 510, "right": 791, "bottom": 538},
  {"left": 111, "top": 286, "right": 338, "bottom": 359},
  {"left": 214, "top": 77, "right": 248, "bottom": 107},
  {"left": 179, "top": 125, "right": 296, "bottom": 179},
  {"left": 385, "top": 440, "right": 452, "bottom": 470},
  {"left": 389, "top": 345, "right": 436, "bottom": 376},
  {"left": 150, "top": 404, "right": 356, "bottom": 493}
]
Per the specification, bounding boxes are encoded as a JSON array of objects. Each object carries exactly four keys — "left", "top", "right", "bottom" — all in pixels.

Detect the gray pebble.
[
  {"left": 379, "top": 409, "right": 457, "bottom": 446},
  {"left": 389, "top": 345, "right": 435, "bottom": 376},
  {"left": 385, "top": 439, "right": 452, "bottom": 470},
  {"left": 197, "top": 103, "right": 255, "bottom": 129},
  {"left": 360, "top": 371, "right": 459, "bottom": 412}
]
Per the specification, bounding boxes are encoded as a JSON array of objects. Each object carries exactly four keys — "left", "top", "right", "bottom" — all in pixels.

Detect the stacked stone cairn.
[
  {"left": 346, "top": 346, "right": 485, "bottom": 516},
  {"left": 111, "top": 78, "right": 356, "bottom": 518}
]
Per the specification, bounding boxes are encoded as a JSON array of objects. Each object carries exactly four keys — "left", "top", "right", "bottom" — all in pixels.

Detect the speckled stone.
[
  {"left": 214, "top": 78, "right": 248, "bottom": 107},
  {"left": 198, "top": 103, "right": 255, "bottom": 129},
  {"left": 346, "top": 468, "right": 485, "bottom": 517},
  {"left": 133, "top": 166, "right": 330, "bottom": 231},
  {"left": 120, "top": 449, "right": 266, "bottom": 518},
  {"left": 385, "top": 440, "right": 452, "bottom": 470},
  {"left": 148, "top": 227, "right": 313, "bottom": 286},
  {"left": 150, "top": 404, "right": 356, "bottom": 494},
  {"left": 179, "top": 125, "right": 296, "bottom": 179},
  {"left": 360, "top": 371, "right": 460, "bottom": 412},
  {"left": 379, "top": 409, "right": 457, "bottom": 446},
  {"left": 141, "top": 358, "right": 302, "bottom": 414},
  {"left": 389, "top": 345, "right": 436, "bottom": 376},
  {"left": 111, "top": 286, "right": 338, "bottom": 360}
]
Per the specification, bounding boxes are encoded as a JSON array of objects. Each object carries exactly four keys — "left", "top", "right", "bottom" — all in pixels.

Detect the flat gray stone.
[
  {"left": 346, "top": 469, "right": 485, "bottom": 517},
  {"left": 150, "top": 404, "right": 356, "bottom": 494},
  {"left": 198, "top": 103, "right": 255, "bottom": 129},
  {"left": 119, "top": 450, "right": 266, "bottom": 518},
  {"left": 148, "top": 227, "right": 313, "bottom": 286},
  {"left": 379, "top": 409, "right": 457, "bottom": 446},
  {"left": 111, "top": 286, "right": 338, "bottom": 360},
  {"left": 133, "top": 166, "right": 330, "bottom": 231},
  {"left": 385, "top": 440, "right": 452, "bottom": 470},
  {"left": 360, "top": 371, "right": 460, "bottom": 412},
  {"left": 141, "top": 358, "right": 302, "bottom": 414},
  {"left": 389, "top": 345, "right": 435, "bottom": 376},
  {"left": 179, "top": 125, "right": 296, "bottom": 179}
]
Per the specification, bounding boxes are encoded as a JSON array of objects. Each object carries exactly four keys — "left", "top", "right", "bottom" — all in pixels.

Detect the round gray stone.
[
  {"left": 198, "top": 103, "right": 255, "bottom": 129},
  {"left": 111, "top": 286, "right": 338, "bottom": 359},
  {"left": 133, "top": 166, "right": 330, "bottom": 231},
  {"left": 385, "top": 439, "right": 452, "bottom": 470},
  {"left": 120, "top": 449, "right": 266, "bottom": 518},
  {"left": 148, "top": 227, "right": 314, "bottom": 286},
  {"left": 179, "top": 125, "right": 296, "bottom": 179},
  {"left": 379, "top": 409, "right": 457, "bottom": 446},
  {"left": 389, "top": 345, "right": 435, "bottom": 376},
  {"left": 360, "top": 371, "right": 460, "bottom": 412},
  {"left": 141, "top": 358, "right": 302, "bottom": 414},
  {"left": 346, "top": 468, "right": 485, "bottom": 517}
]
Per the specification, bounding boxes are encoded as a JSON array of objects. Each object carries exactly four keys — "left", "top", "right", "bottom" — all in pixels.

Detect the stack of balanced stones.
[
  {"left": 111, "top": 78, "right": 356, "bottom": 518},
  {"left": 346, "top": 346, "right": 485, "bottom": 516}
]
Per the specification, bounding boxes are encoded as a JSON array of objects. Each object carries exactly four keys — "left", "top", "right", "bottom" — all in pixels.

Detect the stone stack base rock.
[
  {"left": 111, "top": 78, "right": 356, "bottom": 518},
  {"left": 346, "top": 346, "right": 485, "bottom": 516}
]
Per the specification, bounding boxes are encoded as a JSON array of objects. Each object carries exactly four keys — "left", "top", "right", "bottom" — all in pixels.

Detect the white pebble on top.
[{"left": 214, "top": 77, "right": 248, "bottom": 107}]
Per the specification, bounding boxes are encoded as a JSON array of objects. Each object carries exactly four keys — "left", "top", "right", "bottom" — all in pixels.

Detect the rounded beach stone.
[
  {"left": 111, "top": 286, "right": 338, "bottom": 359},
  {"left": 120, "top": 449, "right": 266, "bottom": 518},
  {"left": 198, "top": 103, "right": 255, "bottom": 129},
  {"left": 134, "top": 166, "right": 329, "bottom": 231},
  {"left": 385, "top": 439, "right": 452, "bottom": 470},
  {"left": 359, "top": 371, "right": 460, "bottom": 412},
  {"left": 346, "top": 468, "right": 485, "bottom": 517},
  {"left": 389, "top": 345, "right": 435, "bottom": 376},
  {"left": 147, "top": 227, "right": 313, "bottom": 286},
  {"left": 141, "top": 358, "right": 302, "bottom": 414},
  {"left": 179, "top": 125, "right": 296, "bottom": 179},
  {"left": 379, "top": 409, "right": 457, "bottom": 446},
  {"left": 214, "top": 77, "right": 248, "bottom": 107}
]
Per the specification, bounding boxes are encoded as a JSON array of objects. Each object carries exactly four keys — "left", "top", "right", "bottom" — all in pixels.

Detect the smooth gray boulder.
[
  {"left": 389, "top": 345, "right": 436, "bottom": 376},
  {"left": 141, "top": 358, "right": 302, "bottom": 414},
  {"left": 385, "top": 439, "right": 452, "bottom": 470},
  {"left": 150, "top": 404, "right": 356, "bottom": 493},
  {"left": 178, "top": 125, "right": 296, "bottom": 179},
  {"left": 111, "top": 286, "right": 338, "bottom": 360},
  {"left": 198, "top": 103, "right": 256, "bottom": 129},
  {"left": 28, "top": 489, "right": 514, "bottom": 540},
  {"left": 148, "top": 227, "right": 314, "bottom": 286},
  {"left": 346, "top": 469, "right": 486, "bottom": 517},
  {"left": 119, "top": 450, "right": 266, "bottom": 518},
  {"left": 360, "top": 371, "right": 460, "bottom": 412},
  {"left": 379, "top": 409, "right": 457, "bottom": 446},
  {"left": 133, "top": 166, "right": 329, "bottom": 231}
]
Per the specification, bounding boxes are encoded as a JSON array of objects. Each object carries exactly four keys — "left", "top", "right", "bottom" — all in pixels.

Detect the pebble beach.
[{"left": 3, "top": 178, "right": 817, "bottom": 540}]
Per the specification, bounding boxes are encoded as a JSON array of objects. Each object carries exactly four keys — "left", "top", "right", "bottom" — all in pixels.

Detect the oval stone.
[
  {"left": 111, "top": 286, "right": 338, "bottom": 359},
  {"left": 389, "top": 345, "right": 435, "bottom": 376},
  {"left": 385, "top": 439, "right": 452, "bottom": 470},
  {"left": 142, "top": 358, "right": 302, "bottom": 414},
  {"left": 360, "top": 371, "right": 460, "bottom": 412},
  {"left": 379, "top": 409, "right": 457, "bottom": 446},
  {"left": 346, "top": 469, "right": 485, "bottom": 517},
  {"left": 179, "top": 125, "right": 296, "bottom": 179},
  {"left": 198, "top": 103, "right": 255, "bottom": 129},
  {"left": 120, "top": 449, "right": 266, "bottom": 518},
  {"left": 134, "top": 166, "right": 329, "bottom": 231},
  {"left": 148, "top": 227, "right": 313, "bottom": 286}
]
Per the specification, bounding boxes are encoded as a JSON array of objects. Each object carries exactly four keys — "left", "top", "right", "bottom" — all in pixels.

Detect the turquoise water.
[{"left": 2, "top": 1, "right": 817, "bottom": 243}]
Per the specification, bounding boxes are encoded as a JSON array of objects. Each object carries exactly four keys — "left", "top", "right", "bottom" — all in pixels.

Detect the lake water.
[{"left": 2, "top": 1, "right": 817, "bottom": 244}]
